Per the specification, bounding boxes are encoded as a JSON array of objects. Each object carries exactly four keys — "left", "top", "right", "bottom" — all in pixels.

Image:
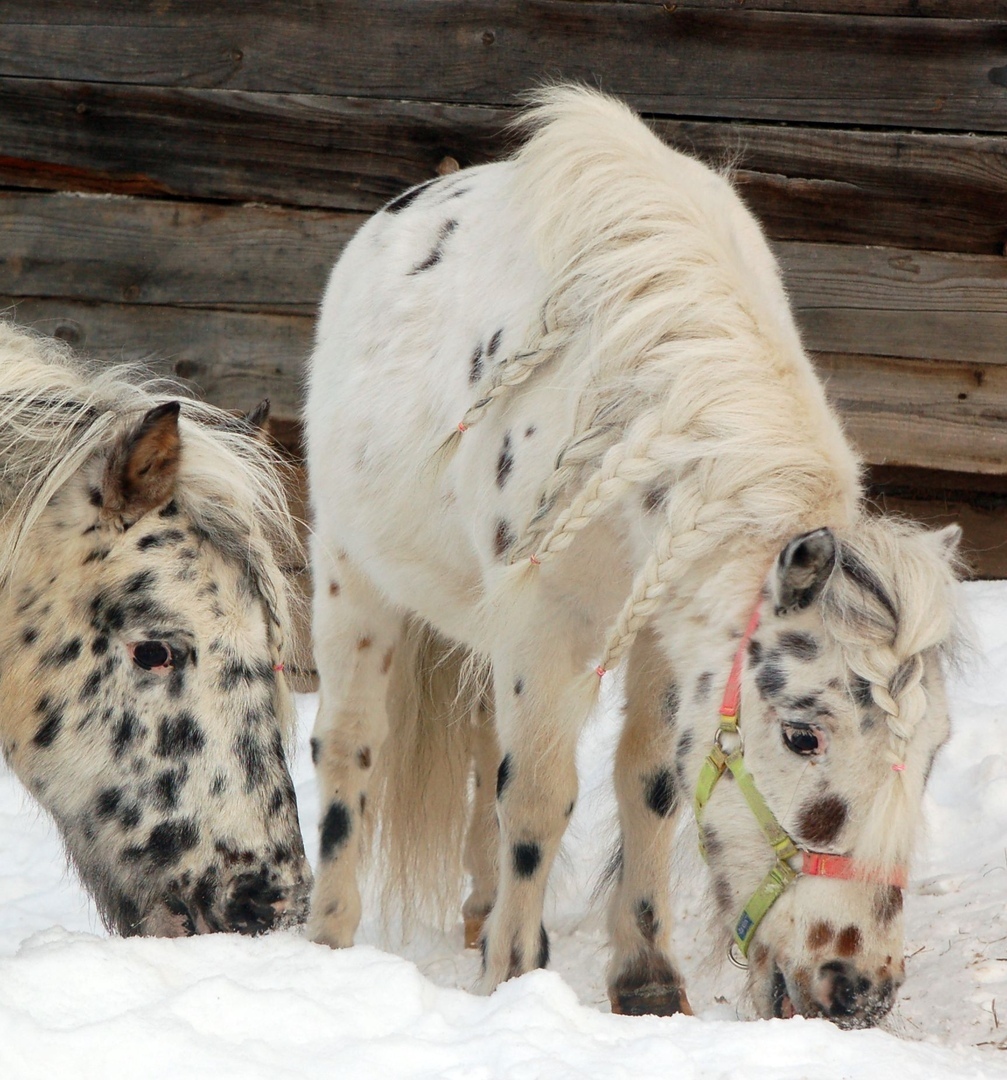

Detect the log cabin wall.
[{"left": 1, "top": 1, "right": 1005, "bottom": 593}]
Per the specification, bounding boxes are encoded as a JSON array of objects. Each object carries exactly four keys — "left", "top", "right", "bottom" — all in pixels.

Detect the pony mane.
[
  {"left": 0, "top": 321, "right": 303, "bottom": 700},
  {"left": 461, "top": 85, "right": 861, "bottom": 676},
  {"left": 822, "top": 516, "right": 964, "bottom": 871}
]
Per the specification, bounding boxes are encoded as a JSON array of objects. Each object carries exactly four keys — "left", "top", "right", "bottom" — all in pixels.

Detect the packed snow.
[{"left": 2, "top": 581, "right": 1007, "bottom": 1078}]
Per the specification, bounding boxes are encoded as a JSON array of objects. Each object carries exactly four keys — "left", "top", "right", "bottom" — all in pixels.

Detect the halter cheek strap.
[{"left": 693, "top": 604, "right": 907, "bottom": 958}]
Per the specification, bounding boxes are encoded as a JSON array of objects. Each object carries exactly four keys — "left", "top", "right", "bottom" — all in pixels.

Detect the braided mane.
[
  {"left": 453, "top": 87, "right": 860, "bottom": 671},
  {"left": 823, "top": 518, "right": 963, "bottom": 871}
]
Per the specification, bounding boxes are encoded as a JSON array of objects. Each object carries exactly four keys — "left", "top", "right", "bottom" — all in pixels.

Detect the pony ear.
[
  {"left": 934, "top": 523, "right": 962, "bottom": 561},
  {"left": 243, "top": 398, "right": 271, "bottom": 440},
  {"left": 103, "top": 401, "right": 182, "bottom": 519},
  {"left": 771, "top": 528, "right": 836, "bottom": 616}
]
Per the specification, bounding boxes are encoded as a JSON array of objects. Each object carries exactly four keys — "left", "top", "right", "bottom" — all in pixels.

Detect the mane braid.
[
  {"left": 820, "top": 518, "right": 963, "bottom": 871},
  {"left": 471, "top": 86, "right": 861, "bottom": 672},
  {"left": 0, "top": 322, "right": 303, "bottom": 715}
]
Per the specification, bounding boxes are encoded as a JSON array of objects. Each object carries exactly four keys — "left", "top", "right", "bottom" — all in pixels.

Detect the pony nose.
[
  {"left": 818, "top": 960, "right": 894, "bottom": 1027},
  {"left": 223, "top": 866, "right": 311, "bottom": 935}
]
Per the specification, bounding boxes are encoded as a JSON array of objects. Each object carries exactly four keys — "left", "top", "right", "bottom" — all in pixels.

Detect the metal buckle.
[
  {"left": 714, "top": 723, "right": 742, "bottom": 755},
  {"left": 727, "top": 940, "right": 748, "bottom": 969}
]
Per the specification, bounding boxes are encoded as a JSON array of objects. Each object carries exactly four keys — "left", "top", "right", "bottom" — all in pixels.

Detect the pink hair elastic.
[
  {"left": 891, "top": 762, "right": 906, "bottom": 772},
  {"left": 457, "top": 421, "right": 468, "bottom": 432},
  {"left": 273, "top": 662, "right": 285, "bottom": 673},
  {"left": 595, "top": 665, "right": 607, "bottom": 678}
]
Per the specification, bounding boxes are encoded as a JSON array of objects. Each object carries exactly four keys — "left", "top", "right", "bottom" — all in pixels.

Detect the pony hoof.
[
  {"left": 464, "top": 914, "right": 487, "bottom": 949},
  {"left": 608, "top": 984, "right": 693, "bottom": 1017}
]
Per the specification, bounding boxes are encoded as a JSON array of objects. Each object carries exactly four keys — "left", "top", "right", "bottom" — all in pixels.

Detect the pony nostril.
[
  {"left": 829, "top": 971, "right": 858, "bottom": 1017},
  {"left": 225, "top": 868, "right": 285, "bottom": 935}
]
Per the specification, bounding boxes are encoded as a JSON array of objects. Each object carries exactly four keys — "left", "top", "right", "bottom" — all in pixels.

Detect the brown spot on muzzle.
[
  {"left": 796, "top": 793, "right": 848, "bottom": 847},
  {"left": 836, "top": 924, "right": 863, "bottom": 957},
  {"left": 807, "top": 920, "right": 834, "bottom": 950}
]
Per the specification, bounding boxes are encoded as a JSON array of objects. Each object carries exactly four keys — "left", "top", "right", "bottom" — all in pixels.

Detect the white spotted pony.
[
  {"left": 0, "top": 321, "right": 310, "bottom": 936},
  {"left": 305, "top": 86, "right": 961, "bottom": 1027}
]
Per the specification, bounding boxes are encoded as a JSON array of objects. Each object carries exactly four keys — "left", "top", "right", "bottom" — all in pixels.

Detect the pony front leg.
[
  {"left": 308, "top": 553, "right": 402, "bottom": 948},
  {"left": 478, "top": 642, "right": 585, "bottom": 992},
  {"left": 607, "top": 625, "right": 691, "bottom": 1015}
]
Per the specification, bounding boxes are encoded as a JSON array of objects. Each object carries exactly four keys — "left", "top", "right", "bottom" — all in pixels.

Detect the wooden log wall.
[{"left": 1, "top": 1, "right": 1005, "bottom": 580}]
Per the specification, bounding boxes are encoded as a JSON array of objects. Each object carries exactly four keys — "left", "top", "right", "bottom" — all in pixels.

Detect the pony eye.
[
  {"left": 782, "top": 723, "right": 826, "bottom": 757},
  {"left": 130, "top": 640, "right": 173, "bottom": 671}
]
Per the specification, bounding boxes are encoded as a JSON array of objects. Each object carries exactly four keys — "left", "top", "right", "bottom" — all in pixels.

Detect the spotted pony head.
[
  {"left": 696, "top": 517, "right": 961, "bottom": 1027},
  {"left": 0, "top": 324, "right": 311, "bottom": 935}
]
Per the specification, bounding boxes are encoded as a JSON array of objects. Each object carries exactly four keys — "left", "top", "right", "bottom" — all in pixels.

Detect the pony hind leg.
[
  {"left": 477, "top": 634, "right": 589, "bottom": 992},
  {"left": 607, "top": 625, "right": 692, "bottom": 1016},
  {"left": 462, "top": 688, "right": 501, "bottom": 948},
  {"left": 308, "top": 552, "right": 403, "bottom": 948}
]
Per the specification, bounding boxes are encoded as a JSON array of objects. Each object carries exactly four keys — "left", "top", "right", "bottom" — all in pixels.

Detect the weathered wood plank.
[
  {"left": 0, "top": 80, "right": 508, "bottom": 212},
  {"left": 813, "top": 353, "right": 1007, "bottom": 474},
  {"left": 1, "top": 3, "right": 1006, "bottom": 131},
  {"left": 0, "top": 297, "right": 313, "bottom": 427},
  {"left": 628, "top": 0, "right": 1007, "bottom": 17},
  {"left": 2, "top": 193, "right": 1006, "bottom": 368},
  {"left": 780, "top": 244, "right": 1007, "bottom": 365},
  {"left": 2, "top": 81, "right": 1005, "bottom": 254},
  {"left": 866, "top": 465, "right": 1007, "bottom": 580},
  {"left": 0, "top": 192, "right": 356, "bottom": 313},
  {"left": 657, "top": 120, "right": 1007, "bottom": 257},
  {"left": 2, "top": 298, "right": 1004, "bottom": 476}
]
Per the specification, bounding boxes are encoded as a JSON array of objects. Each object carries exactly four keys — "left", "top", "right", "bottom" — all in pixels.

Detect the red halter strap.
[
  {"left": 802, "top": 851, "right": 908, "bottom": 890},
  {"left": 720, "top": 605, "right": 763, "bottom": 720}
]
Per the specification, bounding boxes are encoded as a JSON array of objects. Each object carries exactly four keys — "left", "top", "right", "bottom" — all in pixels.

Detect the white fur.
[{"left": 306, "top": 87, "right": 961, "bottom": 1026}]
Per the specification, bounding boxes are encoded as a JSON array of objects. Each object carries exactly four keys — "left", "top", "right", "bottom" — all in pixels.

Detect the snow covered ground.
[{"left": 2, "top": 580, "right": 1007, "bottom": 1079}]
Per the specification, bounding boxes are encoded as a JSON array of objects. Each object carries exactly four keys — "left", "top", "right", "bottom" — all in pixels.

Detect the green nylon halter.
[
  {"left": 692, "top": 604, "right": 908, "bottom": 959},
  {"left": 693, "top": 716, "right": 801, "bottom": 957},
  {"left": 693, "top": 603, "right": 802, "bottom": 958}
]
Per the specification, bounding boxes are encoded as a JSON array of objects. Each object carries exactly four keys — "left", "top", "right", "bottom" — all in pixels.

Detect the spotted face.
[
  {"left": 0, "top": 403, "right": 310, "bottom": 936},
  {"left": 695, "top": 527, "right": 957, "bottom": 1028}
]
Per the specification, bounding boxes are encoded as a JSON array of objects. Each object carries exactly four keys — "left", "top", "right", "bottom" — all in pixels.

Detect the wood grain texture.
[
  {"left": 0, "top": 192, "right": 356, "bottom": 312},
  {"left": 0, "top": 80, "right": 508, "bottom": 212},
  {"left": 2, "top": 192, "right": 1005, "bottom": 368},
  {"left": 1, "top": 3, "right": 1006, "bottom": 130},
  {"left": 4, "top": 296, "right": 1004, "bottom": 476},
  {"left": 2, "top": 81, "right": 1005, "bottom": 254},
  {"left": 812, "top": 353, "right": 1007, "bottom": 474},
  {"left": 779, "top": 244, "right": 1007, "bottom": 364},
  {"left": 0, "top": 297, "right": 314, "bottom": 427}
]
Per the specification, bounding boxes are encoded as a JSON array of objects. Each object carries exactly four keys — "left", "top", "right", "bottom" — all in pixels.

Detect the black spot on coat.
[
  {"left": 468, "top": 344, "right": 484, "bottom": 384},
  {"left": 155, "top": 713, "right": 205, "bottom": 758},
  {"left": 320, "top": 801, "right": 352, "bottom": 859},
  {"left": 142, "top": 818, "right": 199, "bottom": 868},
  {"left": 496, "top": 433, "right": 513, "bottom": 488},
  {"left": 496, "top": 753, "right": 512, "bottom": 799},
  {"left": 778, "top": 631, "right": 820, "bottom": 661},
  {"left": 493, "top": 519, "right": 514, "bottom": 558},
  {"left": 755, "top": 664, "right": 787, "bottom": 699},
  {"left": 661, "top": 683, "right": 680, "bottom": 724},
  {"left": 383, "top": 177, "right": 436, "bottom": 214},
  {"left": 33, "top": 697, "right": 64, "bottom": 748},
  {"left": 513, "top": 841, "right": 541, "bottom": 878},
  {"left": 645, "top": 768, "right": 677, "bottom": 817}
]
